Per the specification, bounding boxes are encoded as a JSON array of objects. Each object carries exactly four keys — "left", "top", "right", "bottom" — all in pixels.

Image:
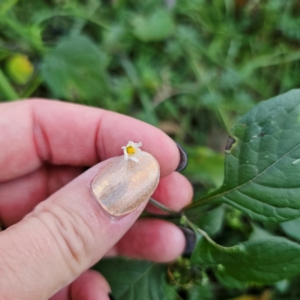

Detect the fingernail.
[
  {"left": 179, "top": 226, "right": 196, "bottom": 256},
  {"left": 108, "top": 292, "right": 116, "bottom": 300},
  {"left": 91, "top": 152, "right": 160, "bottom": 217},
  {"left": 175, "top": 143, "right": 188, "bottom": 172}
]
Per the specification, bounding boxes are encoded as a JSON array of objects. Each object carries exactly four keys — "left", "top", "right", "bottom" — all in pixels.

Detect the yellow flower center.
[{"left": 126, "top": 146, "right": 136, "bottom": 155}]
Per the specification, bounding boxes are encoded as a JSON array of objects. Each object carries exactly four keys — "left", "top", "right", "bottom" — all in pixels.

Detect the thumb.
[{"left": 0, "top": 152, "right": 159, "bottom": 300}]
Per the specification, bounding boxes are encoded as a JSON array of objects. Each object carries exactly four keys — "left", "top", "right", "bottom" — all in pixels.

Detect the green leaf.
[
  {"left": 131, "top": 10, "right": 174, "bottom": 42},
  {"left": 280, "top": 217, "right": 300, "bottom": 242},
  {"left": 185, "top": 90, "right": 300, "bottom": 222},
  {"left": 94, "top": 258, "right": 177, "bottom": 300},
  {"left": 41, "top": 35, "right": 108, "bottom": 103},
  {"left": 275, "top": 279, "right": 290, "bottom": 294},
  {"left": 186, "top": 205, "right": 225, "bottom": 236},
  {"left": 0, "top": 0, "right": 18, "bottom": 16},
  {"left": 249, "top": 224, "right": 273, "bottom": 240},
  {"left": 191, "top": 228, "right": 300, "bottom": 283},
  {"left": 183, "top": 146, "right": 224, "bottom": 188},
  {"left": 187, "top": 282, "right": 214, "bottom": 300},
  {"left": 214, "top": 265, "right": 246, "bottom": 289}
]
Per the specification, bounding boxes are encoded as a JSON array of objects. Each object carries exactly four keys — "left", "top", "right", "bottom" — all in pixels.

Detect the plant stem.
[
  {"left": 182, "top": 197, "right": 218, "bottom": 211},
  {"left": 21, "top": 73, "right": 42, "bottom": 98},
  {"left": 182, "top": 215, "right": 227, "bottom": 251},
  {"left": 0, "top": 69, "right": 19, "bottom": 100},
  {"left": 149, "top": 198, "right": 182, "bottom": 216}
]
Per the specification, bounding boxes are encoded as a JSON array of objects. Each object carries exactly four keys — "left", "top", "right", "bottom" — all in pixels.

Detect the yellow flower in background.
[{"left": 6, "top": 54, "right": 34, "bottom": 85}]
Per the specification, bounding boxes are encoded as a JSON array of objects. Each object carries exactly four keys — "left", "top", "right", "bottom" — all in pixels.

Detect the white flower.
[{"left": 121, "top": 141, "right": 142, "bottom": 163}]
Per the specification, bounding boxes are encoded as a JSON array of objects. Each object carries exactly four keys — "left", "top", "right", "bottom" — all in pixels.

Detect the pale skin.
[{"left": 0, "top": 99, "right": 193, "bottom": 300}]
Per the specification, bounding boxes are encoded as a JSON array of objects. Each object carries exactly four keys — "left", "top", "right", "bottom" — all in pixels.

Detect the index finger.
[{"left": 0, "top": 99, "right": 180, "bottom": 181}]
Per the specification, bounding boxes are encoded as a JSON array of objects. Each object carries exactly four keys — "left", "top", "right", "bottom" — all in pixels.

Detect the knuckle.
[{"left": 33, "top": 202, "right": 95, "bottom": 275}]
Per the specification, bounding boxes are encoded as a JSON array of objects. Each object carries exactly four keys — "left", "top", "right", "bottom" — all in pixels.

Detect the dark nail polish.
[
  {"left": 179, "top": 226, "right": 196, "bottom": 256},
  {"left": 108, "top": 292, "right": 116, "bottom": 300},
  {"left": 175, "top": 143, "right": 188, "bottom": 172},
  {"left": 0, "top": 219, "right": 5, "bottom": 231}
]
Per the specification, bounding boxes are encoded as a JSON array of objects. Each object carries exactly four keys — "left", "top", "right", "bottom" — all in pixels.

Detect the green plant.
[
  {"left": 95, "top": 90, "right": 300, "bottom": 299},
  {"left": 3, "top": 0, "right": 300, "bottom": 298}
]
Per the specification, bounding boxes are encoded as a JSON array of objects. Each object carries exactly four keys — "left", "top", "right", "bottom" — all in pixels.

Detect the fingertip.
[
  {"left": 99, "top": 112, "right": 181, "bottom": 177},
  {"left": 166, "top": 223, "right": 186, "bottom": 261},
  {"left": 70, "top": 270, "right": 111, "bottom": 300},
  {"left": 142, "top": 134, "right": 180, "bottom": 177},
  {"left": 148, "top": 172, "right": 193, "bottom": 213},
  {"left": 116, "top": 219, "right": 185, "bottom": 262}
]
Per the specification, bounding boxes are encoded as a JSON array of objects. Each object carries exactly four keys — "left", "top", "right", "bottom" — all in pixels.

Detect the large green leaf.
[
  {"left": 41, "top": 35, "right": 108, "bottom": 103},
  {"left": 214, "top": 265, "right": 246, "bottom": 289},
  {"left": 95, "top": 258, "right": 179, "bottom": 300},
  {"left": 191, "top": 227, "right": 300, "bottom": 283},
  {"left": 185, "top": 90, "right": 300, "bottom": 222}
]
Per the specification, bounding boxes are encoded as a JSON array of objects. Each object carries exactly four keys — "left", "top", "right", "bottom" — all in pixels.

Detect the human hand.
[{"left": 0, "top": 99, "right": 193, "bottom": 300}]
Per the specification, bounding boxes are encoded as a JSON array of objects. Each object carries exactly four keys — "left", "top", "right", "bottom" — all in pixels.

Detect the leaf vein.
[{"left": 203, "top": 141, "right": 300, "bottom": 203}]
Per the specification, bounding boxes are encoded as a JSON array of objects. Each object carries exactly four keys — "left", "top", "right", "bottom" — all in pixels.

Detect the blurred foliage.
[
  {"left": 5, "top": 53, "right": 34, "bottom": 84},
  {"left": 3, "top": 0, "right": 300, "bottom": 141},
  {"left": 2, "top": 0, "right": 300, "bottom": 299}
]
